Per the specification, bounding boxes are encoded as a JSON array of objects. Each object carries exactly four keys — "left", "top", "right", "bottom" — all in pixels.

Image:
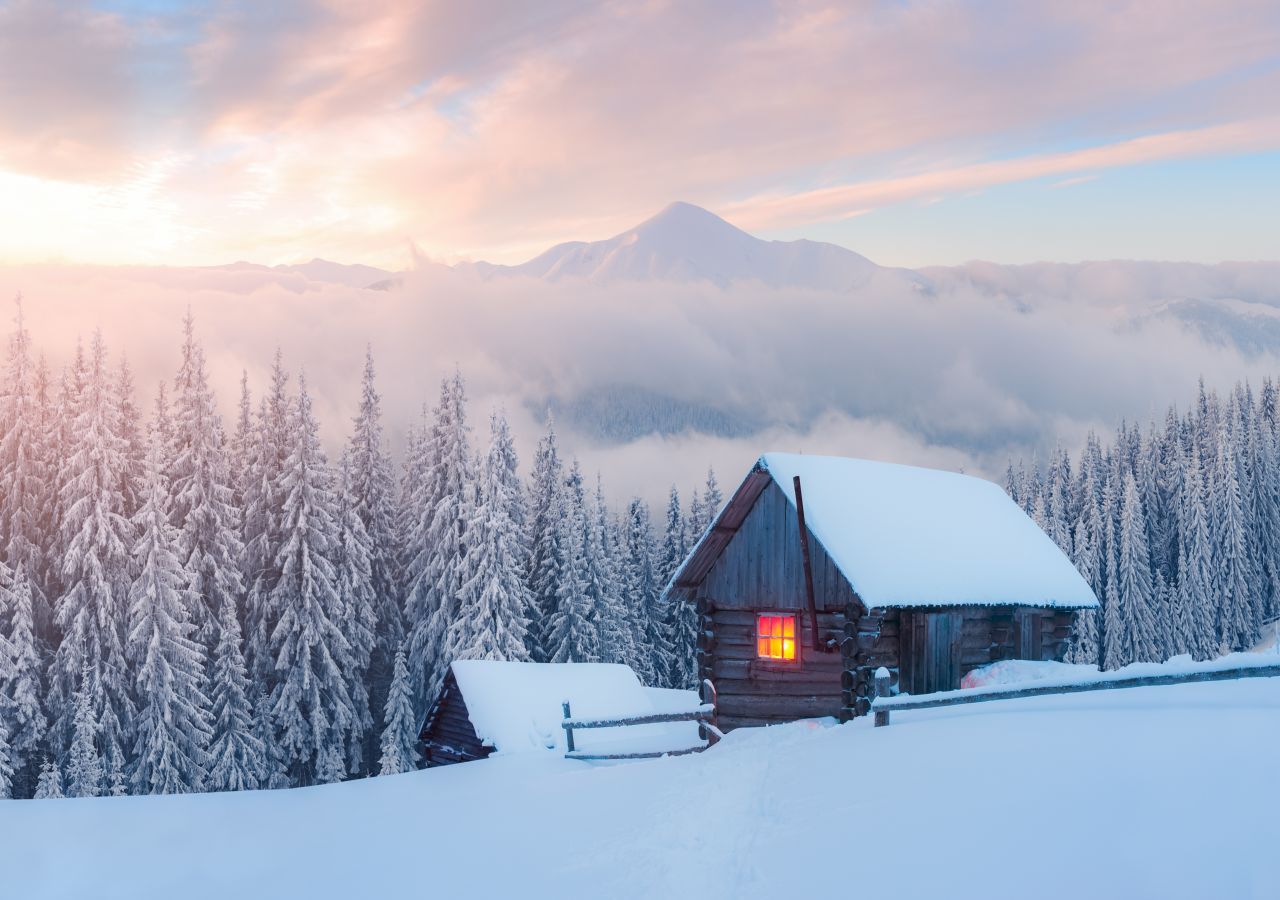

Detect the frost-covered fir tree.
[
  {"left": 0, "top": 566, "right": 46, "bottom": 793},
  {"left": 252, "top": 687, "right": 288, "bottom": 790},
  {"left": 701, "top": 468, "right": 723, "bottom": 523},
  {"left": 404, "top": 372, "right": 474, "bottom": 706},
  {"left": 591, "top": 475, "right": 634, "bottom": 667},
  {"left": 345, "top": 348, "right": 403, "bottom": 766},
  {"left": 243, "top": 352, "right": 293, "bottom": 685},
  {"left": 50, "top": 332, "right": 136, "bottom": 770},
  {"left": 0, "top": 298, "right": 47, "bottom": 608},
  {"left": 0, "top": 721, "right": 14, "bottom": 798},
  {"left": 448, "top": 412, "right": 532, "bottom": 663},
  {"left": 1104, "top": 472, "right": 1160, "bottom": 668},
  {"left": 378, "top": 645, "right": 419, "bottom": 776},
  {"left": 267, "top": 376, "right": 356, "bottom": 785},
  {"left": 1177, "top": 444, "right": 1217, "bottom": 660},
  {"left": 65, "top": 665, "right": 103, "bottom": 798},
  {"left": 660, "top": 485, "right": 696, "bottom": 687},
  {"left": 34, "top": 757, "right": 63, "bottom": 799},
  {"left": 524, "top": 416, "right": 564, "bottom": 662},
  {"left": 206, "top": 593, "right": 265, "bottom": 793},
  {"left": 170, "top": 315, "right": 245, "bottom": 654},
  {"left": 127, "top": 434, "right": 213, "bottom": 795},
  {"left": 620, "top": 498, "right": 669, "bottom": 684},
  {"left": 546, "top": 461, "right": 599, "bottom": 664},
  {"left": 334, "top": 457, "right": 377, "bottom": 774},
  {"left": 1210, "top": 418, "right": 1258, "bottom": 652},
  {"left": 114, "top": 358, "right": 145, "bottom": 519}
]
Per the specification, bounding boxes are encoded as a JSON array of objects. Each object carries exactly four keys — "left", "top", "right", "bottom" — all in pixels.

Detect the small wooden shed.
[{"left": 663, "top": 453, "right": 1099, "bottom": 731}]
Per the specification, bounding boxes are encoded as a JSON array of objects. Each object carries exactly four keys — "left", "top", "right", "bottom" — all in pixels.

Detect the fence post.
[
  {"left": 873, "top": 667, "right": 891, "bottom": 728},
  {"left": 562, "top": 700, "right": 575, "bottom": 753},
  {"left": 699, "top": 678, "right": 719, "bottom": 746}
]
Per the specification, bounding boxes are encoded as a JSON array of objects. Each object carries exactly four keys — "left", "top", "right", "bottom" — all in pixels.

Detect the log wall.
[{"left": 420, "top": 671, "right": 493, "bottom": 767}]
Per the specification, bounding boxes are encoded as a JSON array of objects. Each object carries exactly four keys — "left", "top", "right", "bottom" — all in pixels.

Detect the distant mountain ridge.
[{"left": 461, "top": 201, "right": 926, "bottom": 291}]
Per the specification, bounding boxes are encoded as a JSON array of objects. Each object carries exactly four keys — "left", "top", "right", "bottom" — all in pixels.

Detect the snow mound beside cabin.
[
  {"left": 960, "top": 650, "right": 1280, "bottom": 690},
  {"left": 450, "top": 660, "right": 701, "bottom": 756}
]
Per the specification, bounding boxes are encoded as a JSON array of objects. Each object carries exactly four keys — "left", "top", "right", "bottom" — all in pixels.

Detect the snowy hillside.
[
  {"left": 466, "top": 201, "right": 919, "bottom": 291},
  {"left": 6, "top": 676, "right": 1278, "bottom": 900}
]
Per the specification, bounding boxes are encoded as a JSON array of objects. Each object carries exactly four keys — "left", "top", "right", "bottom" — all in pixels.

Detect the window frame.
[{"left": 754, "top": 610, "right": 801, "bottom": 666}]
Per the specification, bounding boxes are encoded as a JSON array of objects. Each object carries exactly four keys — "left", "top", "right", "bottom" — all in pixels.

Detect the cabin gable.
[
  {"left": 700, "top": 479, "right": 861, "bottom": 613},
  {"left": 419, "top": 671, "right": 493, "bottom": 767}
]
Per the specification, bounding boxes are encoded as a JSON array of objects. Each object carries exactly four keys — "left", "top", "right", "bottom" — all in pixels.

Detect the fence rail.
[
  {"left": 563, "top": 679, "right": 720, "bottom": 761},
  {"left": 870, "top": 663, "right": 1280, "bottom": 727}
]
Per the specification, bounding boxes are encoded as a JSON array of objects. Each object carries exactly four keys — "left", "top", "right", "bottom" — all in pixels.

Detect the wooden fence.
[
  {"left": 870, "top": 663, "right": 1280, "bottom": 727},
  {"left": 562, "top": 679, "right": 721, "bottom": 761}
]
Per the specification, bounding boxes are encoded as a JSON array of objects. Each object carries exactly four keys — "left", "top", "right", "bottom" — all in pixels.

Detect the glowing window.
[{"left": 756, "top": 613, "right": 797, "bottom": 661}]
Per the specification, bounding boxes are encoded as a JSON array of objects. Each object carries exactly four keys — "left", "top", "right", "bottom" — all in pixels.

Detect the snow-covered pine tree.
[
  {"left": 546, "top": 461, "right": 599, "bottom": 664},
  {"left": 1065, "top": 459, "right": 1103, "bottom": 665},
  {"left": 0, "top": 566, "right": 46, "bottom": 795},
  {"left": 229, "top": 371, "right": 253, "bottom": 507},
  {"left": 334, "top": 456, "right": 376, "bottom": 774},
  {"left": 267, "top": 375, "right": 355, "bottom": 785},
  {"left": 377, "top": 644, "right": 419, "bottom": 776},
  {"left": 591, "top": 475, "right": 634, "bottom": 667},
  {"left": 243, "top": 352, "right": 293, "bottom": 685},
  {"left": 49, "top": 332, "right": 136, "bottom": 772},
  {"left": 0, "top": 298, "right": 47, "bottom": 613},
  {"left": 1210, "top": 417, "right": 1258, "bottom": 652},
  {"left": 660, "top": 485, "right": 695, "bottom": 688},
  {"left": 252, "top": 686, "right": 288, "bottom": 790},
  {"left": 1177, "top": 443, "right": 1217, "bottom": 660},
  {"left": 345, "top": 348, "right": 404, "bottom": 768},
  {"left": 447, "top": 412, "right": 532, "bottom": 664},
  {"left": 206, "top": 592, "right": 265, "bottom": 793},
  {"left": 1104, "top": 471, "right": 1160, "bottom": 668},
  {"left": 0, "top": 721, "right": 14, "bottom": 798},
  {"left": 701, "top": 468, "right": 723, "bottom": 523},
  {"left": 34, "top": 756, "right": 63, "bottom": 799},
  {"left": 127, "top": 432, "right": 213, "bottom": 795},
  {"left": 65, "top": 664, "right": 103, "bottom": 798},
  {"left": 170, "top": 315, "right": 245, "bottom": 655},
  {"left": 114, "top": 358, "right": 145, "bottom": 519},
  {"left": 620, "top": 498, "right": 669, "bottom": 684},
  {"left": 524, "top": 416, "right": 564, "bottom": 663},
  {"left": 405, "top": 372, "right": 475, "bottom": 707}
]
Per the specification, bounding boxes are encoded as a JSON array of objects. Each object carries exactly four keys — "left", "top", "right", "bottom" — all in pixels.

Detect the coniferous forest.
[
  {"left": 0, "top": 308, "right": 719, "bottom": 798},
  {"left": 1, "top": 304, "right": 1277, "bottom": 802}
]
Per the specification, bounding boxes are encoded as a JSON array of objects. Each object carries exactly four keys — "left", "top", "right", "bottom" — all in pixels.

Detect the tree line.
[
  {"left": 1008, "top": 378, "right": 1280, "bottom": 669},
  {"left": 0, "top": 305, "right": 719, "bottom": 798}
]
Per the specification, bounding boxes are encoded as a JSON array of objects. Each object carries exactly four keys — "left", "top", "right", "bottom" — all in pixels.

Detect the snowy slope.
[
  {"left": 5, "top": 676, "right": 1279, "bottom": 899},
  {"left": 467, "top": 201, "right": 921, "bottom": 291}
]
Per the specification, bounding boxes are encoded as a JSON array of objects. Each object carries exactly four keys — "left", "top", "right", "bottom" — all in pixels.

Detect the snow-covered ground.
[{"left": 4, "top": 676, "right": 1279, "bottom": 899}]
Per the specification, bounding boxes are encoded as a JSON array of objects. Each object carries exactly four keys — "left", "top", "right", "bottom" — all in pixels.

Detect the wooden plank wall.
[
  {"left": 420, "top": 672, "right": 494, "bottom": 767},
  {"left": 697, "top": 600, "right": 846, "bottom": 731},
  {"left": 700, "top": 481, "right": 859, "bottom": 612}
]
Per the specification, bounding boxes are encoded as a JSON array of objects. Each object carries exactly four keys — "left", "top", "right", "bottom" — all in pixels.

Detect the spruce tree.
[
  {"left": 1211, "top": 418, "right": 1257, "bottom": 651},
  {"left": 65, "top": 665, "right": 103, "bottom": 799},
  {"left": 1177, "top": 444, "right": 1217, "bottom": 660},
  {"left": 0, "top": 567, "right": 46, "bottom": 793},
  {"left": 206, "top": 593, "right": 265, "bottom": 793},
  {"left": 49, "top": 332, "right": 135, "bottom": 771},
  {"left": 34, "top": 757, "right": 63, "bottom": 799},
  {"left": 378, "top": 645, "right": 419, "bottom": 776},
  {"left": 524, "top": 416, "right": 564, "bottom": 663},
  {"left": 546, "top": 462, "right": 598, "bottom": 664},
  {"left": 591, "top": 476, "right": 634, "bottom": 667},
  {"left": 620, "top": 498, "right": 668, "bottom": 683},
  {"left": 1104, "top": 472, "right": 1160, "bottom": 668},
  {"left": 0, "top": 721, "right": 14, "bottom": 798},
  {"left": 267, "top": 376, "right": 355, "bottom": 785},
  {"left": 405, "top": 373, "right": 474, "bottom": 707},
  {"left": 0, "top": 298, "right": 47, "bottom": 613},
  {"left": 128, "top": 434, "right": 213, "bottom": 795},
  {"left": 334, "top": 457, "right": 376, "bottom": 774},
  {"left": 170, "top": 314, "right": 245, "bottom": 654},
  {"left": 448, "top": 412, "right": 532, "bottom": 663}
]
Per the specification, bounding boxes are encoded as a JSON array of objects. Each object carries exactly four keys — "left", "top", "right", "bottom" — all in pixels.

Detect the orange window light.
[{"left": 756, "top": 613, "right": 797, "bottom": 661}]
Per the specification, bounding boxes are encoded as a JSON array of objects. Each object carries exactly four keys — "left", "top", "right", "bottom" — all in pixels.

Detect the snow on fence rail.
[
  {"left": 562, "top": 680, "right": 721, "bottom": 761},
  {"left": 870, "top": 662, "right": 1280, "bottom": 727}
]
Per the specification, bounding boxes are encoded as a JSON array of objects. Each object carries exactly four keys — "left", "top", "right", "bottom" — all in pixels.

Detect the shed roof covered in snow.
[{"left": 667, "top": 452, "right": 1098, "bottom": 611}]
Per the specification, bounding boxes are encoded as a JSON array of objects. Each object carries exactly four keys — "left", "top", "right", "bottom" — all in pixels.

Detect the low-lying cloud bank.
[{"left": 1, "top": 259, "right": 1277, "bottom": 506}]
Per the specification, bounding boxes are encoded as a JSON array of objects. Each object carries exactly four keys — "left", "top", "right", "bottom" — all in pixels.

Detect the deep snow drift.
[{"left": 3, "top": 676, "right": 1278, "bottom": 899}]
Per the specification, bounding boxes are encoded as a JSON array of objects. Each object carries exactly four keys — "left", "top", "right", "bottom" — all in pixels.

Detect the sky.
[{"left": 1, "top": 0, "right": 1278, "bottom": 269}]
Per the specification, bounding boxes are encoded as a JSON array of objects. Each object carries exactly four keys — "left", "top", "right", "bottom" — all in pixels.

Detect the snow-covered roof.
[
  {"left": 674, "top": 453, "right": 1098, "bottom": 611},
  {"left": 450, "top": 660, "right": 699, "bottom": 756}
]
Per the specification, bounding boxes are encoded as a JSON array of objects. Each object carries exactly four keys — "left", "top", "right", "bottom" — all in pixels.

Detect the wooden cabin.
[
  {"left": 420, "top": 660, "right": 684, "bottom": 766},
  {"left": 663, "top": 453, "right": 1099, "bottom": 731}
]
